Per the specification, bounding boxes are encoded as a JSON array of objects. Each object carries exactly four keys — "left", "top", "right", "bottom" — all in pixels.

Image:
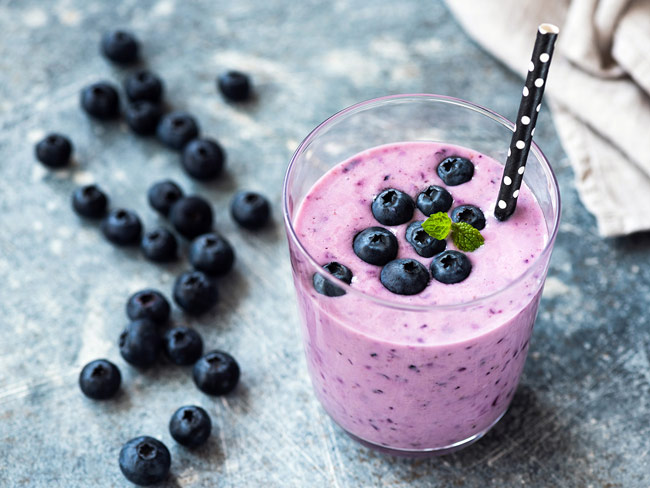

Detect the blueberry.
[
  {"left": 437, "top": 156, "right": 474, "bottom": 186},
  {"left": 416, "top": 185, "right": 453, "bottom": 216},
  {"left": 141, "top": 228, "right": 178, "bottom": 262},
  {"left": 405, "top": 221, "right": 446, "bottom": 258},
  {"left": 189, "top": 233, "right": 235, "bottom": 276},
  {"left": 80, "top": 82, "right": 120, "bottom": 120},
  {"left": 193, "top": 350, "right": 240, "bottom": 396},
  {"left": 35, "top": 133, "right": 73, "bottom": 168},
  {"left": 78, "top": 359, "right": 121, "bottom": 400},
  {"left": 101, "top": 209, "right": 142, "bottom": 245},
  {"left": 101, "top": 29, "right": 139, "bottom": 64},
  {"left": 169, "top": 195, "right": 213, "bottom": 239},
  {"left": 173, "top": 270, "right": 218, "bottom": 315},
  {"left": 312, "top": 262, "right": 353, "bottom": 297},
  {"left": 181, "top": 138, "right": 225, "bottom": 181},
  {"left": 124, "top": 70, "right": 163, "bottom": 103},
  {"left": 126, "top": 289, "right": 170, "bottom": 325},
  {"left": 156, "top": 111, "right": 200, "bottom": 150},
  {"left": 451, "top": 205, "right": 486, "bottom": 230},
  {"left": 217, "top": 71, "right": 251, "bottom": 102},
  {"left": 119, "top": 436, "right": 171, "bottom": 486},
  {"left": 380, "top": 259, "right": 430, "bottom": 295},
  {"left": 72, "top": 184, "right": 108, "bottom": 218},
  {"left": 371, "top": 189, "right": 415, "bottom": 226},
  {"left": 169, "top": 405, "right": 212, "bottom": 448},
  {"left": 352, "top": 227, "right": 398, "bottom": 266},
  {"left": 430, "top": 250, "right": 472, "bottom": 284},
  {"left": 118, "top": 319, "right": 162, "bottom": 368},
  {"left": 147, "top": 179, "right": 183, "bottom": 216},
  {"left": 164, "top": 326, "right": 203, "bottom": 366},
  {"left": 125, "top": 101, "right": 162, "bottom": 135},
  {"left": 230, "top": 191, "right": 270, "bottom": 230}
]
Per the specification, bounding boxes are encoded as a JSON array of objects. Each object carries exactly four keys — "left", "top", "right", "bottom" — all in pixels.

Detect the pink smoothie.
[{"left": 289, "top": 141, "right": 549, "bottom": 451}]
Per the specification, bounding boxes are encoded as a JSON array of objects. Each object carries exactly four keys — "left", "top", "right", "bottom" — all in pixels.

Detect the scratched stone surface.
[{"left": 0, "top": 0, "right": 649, "bottom": 486}]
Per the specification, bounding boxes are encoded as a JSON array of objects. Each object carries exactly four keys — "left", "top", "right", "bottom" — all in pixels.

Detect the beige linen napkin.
[{"left": 444, "top": 0, "right": 650, "bottom": 236}]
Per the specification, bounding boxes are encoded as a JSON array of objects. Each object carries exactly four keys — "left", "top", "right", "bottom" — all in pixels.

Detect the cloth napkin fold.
[{"left": 444, "top": 0, "right": 650, "bottom": 236}]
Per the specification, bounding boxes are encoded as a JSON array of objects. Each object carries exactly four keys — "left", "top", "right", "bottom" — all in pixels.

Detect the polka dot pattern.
[{"left": 495, "top": 23, "right": 558, "bottom": 222}]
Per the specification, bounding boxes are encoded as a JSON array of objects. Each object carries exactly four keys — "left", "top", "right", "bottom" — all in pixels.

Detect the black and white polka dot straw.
[{"left": 495, "top": 23, "right": 559, "bottom": 221}]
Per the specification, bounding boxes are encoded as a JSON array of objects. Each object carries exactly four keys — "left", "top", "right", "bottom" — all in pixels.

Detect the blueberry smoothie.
[{"left": 289, "top": 141, "right": 549, "bottom": 452}]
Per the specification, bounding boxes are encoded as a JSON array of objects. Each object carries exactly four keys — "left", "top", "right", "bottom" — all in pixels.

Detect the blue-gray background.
[{"left": 0, "top": 0, "right": 648, "bottom": 486}]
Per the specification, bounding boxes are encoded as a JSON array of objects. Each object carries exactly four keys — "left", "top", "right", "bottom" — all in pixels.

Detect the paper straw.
[{"left": 495, "top": 23, "right": 559, "bottom": 221}]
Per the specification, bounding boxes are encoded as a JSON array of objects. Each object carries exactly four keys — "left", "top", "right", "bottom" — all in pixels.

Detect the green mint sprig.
[{"left": 422, "top": 212, "right": 485, "bottom": 252}]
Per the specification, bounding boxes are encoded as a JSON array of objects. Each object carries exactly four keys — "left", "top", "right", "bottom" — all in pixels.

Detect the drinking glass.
[{"left": 282, "top": 94, "right": 560, "bottom": 457}]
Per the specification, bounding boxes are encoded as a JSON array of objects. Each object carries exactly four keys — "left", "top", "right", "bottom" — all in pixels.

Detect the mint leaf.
[
  {"left": 451, "top": 222, "right": 485, "bottom": 252},
  {"left": 422, "top": 212, "right": 452, "bottom": 240}
]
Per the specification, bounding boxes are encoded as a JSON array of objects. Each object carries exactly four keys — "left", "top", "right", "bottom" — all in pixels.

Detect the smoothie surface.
[{"left": 294, "top": 141, "right": 548, "bottom": 308}]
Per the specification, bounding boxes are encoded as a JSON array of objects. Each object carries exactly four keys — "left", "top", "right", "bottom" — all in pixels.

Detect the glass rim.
[{"left": 282, "top": 93, "right": 561, "bottom": 312}]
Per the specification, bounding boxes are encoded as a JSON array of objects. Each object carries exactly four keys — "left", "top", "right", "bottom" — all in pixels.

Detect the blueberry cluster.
[
  {"left": 36, "top": 28, "right": 273, "bottom": 305},
  {"left": 79, "top": 289, "right": 240, "bottom": 485},
  {"left": 33, "top": 29, "right": 270, "bottom": 486},
  {"left": 313, "top": 156, "right": 486, "bottom": 297}
]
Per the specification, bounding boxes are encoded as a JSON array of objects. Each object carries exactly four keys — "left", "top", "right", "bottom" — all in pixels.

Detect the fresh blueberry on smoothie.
[
  {"left": 353, "top": 227, "right": 398, "bottom": 266},
  {"left": 451, "top": 204, "right": 486, "bottom": 230},
  {"left": 371, "top": 188, "right": 415, "bottom": 226},
  {"left": 416, "top": 185, "right": 453, "bottom": 215},
  {"left": 313, "top": 262, "right": 353, "bottom": 297},
  {"left": 430, "top": 250, "right": 472, "bottom": 284},
  {"left": 380, "top": 258, "right": 429, "bottom": 295},
  {"left": 437, "top": 156, "right": 474, "bottom": 186},
  {"left": 405, "top": 221, "right": 446, "bottom": 257}
]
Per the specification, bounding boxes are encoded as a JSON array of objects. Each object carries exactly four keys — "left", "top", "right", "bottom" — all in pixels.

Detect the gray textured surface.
[{"left": 0, "top": 0, "right": 648, "bottom": 486}]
